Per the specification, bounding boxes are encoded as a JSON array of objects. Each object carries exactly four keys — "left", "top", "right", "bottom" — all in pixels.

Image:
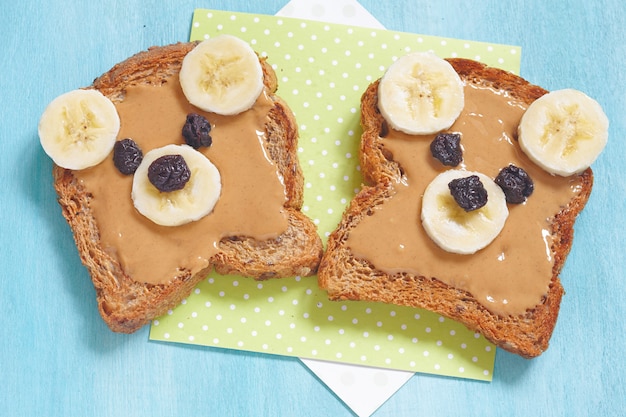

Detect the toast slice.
[
  {"left": 52, "top": 42, "right": 323, "bottom": 333},
  {"left": 318, "top": 58, "right": 593, "bottom": 358}
]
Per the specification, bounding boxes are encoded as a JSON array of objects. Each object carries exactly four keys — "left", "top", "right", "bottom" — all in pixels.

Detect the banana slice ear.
[
  {"left": 38, "top": 89, "right": 120, "bottom": 170},
  {"left": 179, "top": 35, "right": 264, "bottom": 116},
  {"left": 378, "top": 52, "right": 465, "bottom": 135},
  {"left": 518, "top": 89, "right": 609, "bottom": 176}
]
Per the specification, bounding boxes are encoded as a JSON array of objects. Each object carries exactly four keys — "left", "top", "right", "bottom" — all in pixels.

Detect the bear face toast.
[
  {"left": 318, "top": 55, "right": 606, "bottom": 358},
  {"left": 40, "top": 39, "right": 323, "bottom": 333}
]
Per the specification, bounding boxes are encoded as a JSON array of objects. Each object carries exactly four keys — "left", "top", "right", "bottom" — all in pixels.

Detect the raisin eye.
[
  {"left": 448, "top": 175, "right": 488, "bottom": 212},
  {"left": 430, "top": 132, "right": 462, "bottom": 167},
  {"left": 113, "top": 138, "right": 143, "bottom": 175},
  {"left": 182, "top": 113, "right": 212, "bottom": 149},
  {"left": 148, "top": 154, "right": 191, "bottom": 192},
  {"left": 495, "top": 164, "right": 534, "bottom": 204}
]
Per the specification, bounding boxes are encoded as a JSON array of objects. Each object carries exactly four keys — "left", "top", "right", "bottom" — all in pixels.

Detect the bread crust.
[
  {"left": 318, "top": 58, "right": 593, "bottom": 358},
  {"left": 53, "top": 42, "right": 323, "bottom": 333}
]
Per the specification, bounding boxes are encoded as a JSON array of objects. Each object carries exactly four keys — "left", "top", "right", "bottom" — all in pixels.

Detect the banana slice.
[
  {"left": 421, "top": 170, "right": 509, "bottom": 255},
  {"left": 378, "top": 52, "right": 465, "bottom": 135},
  {"left": 38, "top": 89, "right": 120, "bottom": 170},
  {"left": 518, "top": 88, "right": 609, "bottom": 176},
  {"left": 179, "top": 35, "right": 264, "bottom": 115},
  {"left": 132, "top": 144, "right": 221, "bottom": 227}
]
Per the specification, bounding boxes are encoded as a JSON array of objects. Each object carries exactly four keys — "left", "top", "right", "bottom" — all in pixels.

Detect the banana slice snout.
[
  {"left": 132, "top": 144, "right": 221, "bottom": 227},
  {"left": 518, "top": 89, "right": 608, "bottom": 176},
  {"left": 39, "top": 89, "right": 120, "bottom": 170},
  {"left": 421, "top": 170, "right": 509, "bottom": 255},
  {"left": 179, "top": 35, "right": 264, "bottom": 116},
  {"left": 378, "top": 52, "right": 465, "bottom": 135}
]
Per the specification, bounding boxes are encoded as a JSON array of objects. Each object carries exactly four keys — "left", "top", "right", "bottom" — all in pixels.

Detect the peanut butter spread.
[
  {"left": 74, "top": 75, "right": 288, "bottom": 285},
  {"left": 347, "top": 84, "right": 583, "bottom": 316}
]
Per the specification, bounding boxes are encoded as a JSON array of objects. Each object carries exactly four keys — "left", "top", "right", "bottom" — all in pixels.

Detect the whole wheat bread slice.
[
  {"left": 318, "top": 58, "right": 593, "bottom": 358},
  {"left": 52, "top": 42, "right": 323, "bottom": 333}
]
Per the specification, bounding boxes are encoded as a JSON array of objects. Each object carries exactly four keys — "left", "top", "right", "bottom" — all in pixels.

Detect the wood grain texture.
[{"left": 1, "top": 1, "right": 625, "bottom": 416}]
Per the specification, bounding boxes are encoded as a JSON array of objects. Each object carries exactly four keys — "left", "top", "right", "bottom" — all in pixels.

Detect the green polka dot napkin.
[{"left": 149, "top": 9, "right": 522, "bottom": 381}]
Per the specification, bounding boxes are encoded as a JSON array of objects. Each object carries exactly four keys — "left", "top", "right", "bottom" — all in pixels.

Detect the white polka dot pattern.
[{"left": 150, "top": 9, "right": 521, "bottom": 381}]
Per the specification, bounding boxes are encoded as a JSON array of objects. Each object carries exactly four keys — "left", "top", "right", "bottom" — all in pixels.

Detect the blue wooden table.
[{"left": 2, "top": 1, "right": 624, "bottom": 416}]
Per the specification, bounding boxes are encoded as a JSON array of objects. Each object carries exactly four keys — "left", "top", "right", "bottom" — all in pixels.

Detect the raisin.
[
  {"left": 182, "top": 113, "right": 212, "bottom": 149},
  {"left": 430, "top": 132, "right": 462, "bottom": 167},
  {"left": 448, "top": 175, "right": 488, "bottom": 212},
  {"left": 495, "top": 164, "right": 534, "bottom": 204},
  {"left": 148, "top": 154, "right": 191, "bottom": 192},
  {"left": 113, "top": 138, "right": 143, "bottom": 175}
]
